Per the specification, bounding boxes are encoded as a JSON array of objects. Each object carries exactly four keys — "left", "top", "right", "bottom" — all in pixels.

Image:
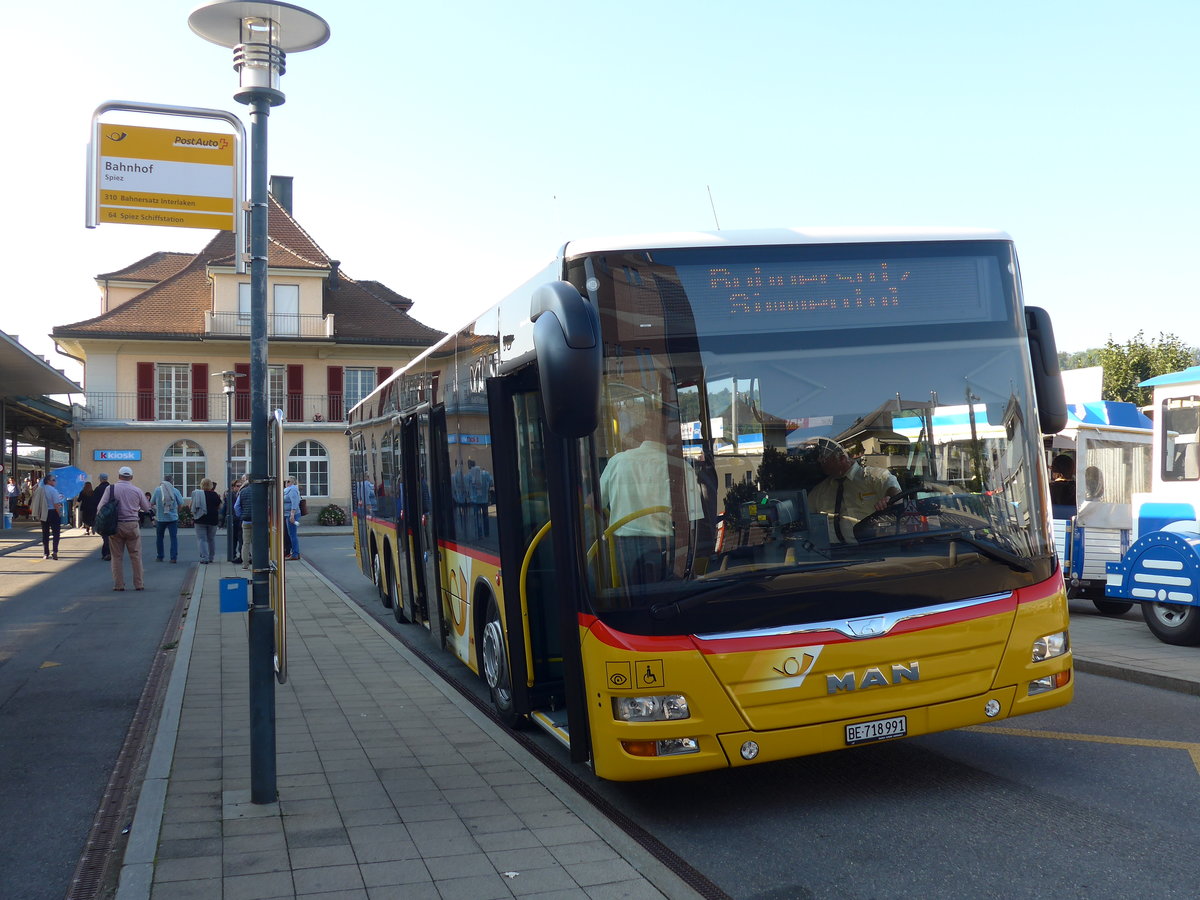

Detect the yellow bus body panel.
[{"left": 583, "top": 583, "right": 1072, "bottom": 781}]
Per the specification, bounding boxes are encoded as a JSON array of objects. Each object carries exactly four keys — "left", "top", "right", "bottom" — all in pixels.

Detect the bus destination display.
[{"left": 674, "top": 255, "right": 1004, "bottom": 335}]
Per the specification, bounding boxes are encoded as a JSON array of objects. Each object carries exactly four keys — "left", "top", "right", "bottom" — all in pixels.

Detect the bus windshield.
[{"left": 574, "top": 241, "right": 1055, "bottom": 635}]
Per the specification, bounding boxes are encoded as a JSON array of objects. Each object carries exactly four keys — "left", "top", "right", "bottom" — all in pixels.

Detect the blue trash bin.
[{"left": 219, "top": 577, "right": 250, "bottom": 613}]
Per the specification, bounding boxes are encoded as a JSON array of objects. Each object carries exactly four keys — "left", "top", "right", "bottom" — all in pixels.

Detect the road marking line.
[{"left": 965, "top": 726, "right": 1200, "bottom": 777}]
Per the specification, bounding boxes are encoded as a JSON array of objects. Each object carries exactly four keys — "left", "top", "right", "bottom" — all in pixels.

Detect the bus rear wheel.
[
  {"left": 481, "top": 598, "right": 521, "bottom": 728},
  {"left": 373, "top": 553, "right": 393, "bottom": 609},
  {"left": 1142, "top": 601, "right": 1200, "bottom": 646},
  {"left": 390, "top": 564, "right": 409, "bottom": 624}
]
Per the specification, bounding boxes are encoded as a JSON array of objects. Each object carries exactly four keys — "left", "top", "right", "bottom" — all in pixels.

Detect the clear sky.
[{"left": 2, "top": 1, "right": 1196, "bottom": 388}]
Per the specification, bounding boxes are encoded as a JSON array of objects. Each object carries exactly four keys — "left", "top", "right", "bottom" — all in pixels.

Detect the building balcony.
[
  {"left": 205, "top": 311, "right": 335, "bottom": 339},
  {"left": 74, "top": 392, "right": 349, "bottom": 425}
]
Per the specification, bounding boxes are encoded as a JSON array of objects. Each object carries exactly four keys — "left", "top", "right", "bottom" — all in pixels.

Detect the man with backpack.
[{"left": 152, "top": 476, "right": 185, "bottom": 564}]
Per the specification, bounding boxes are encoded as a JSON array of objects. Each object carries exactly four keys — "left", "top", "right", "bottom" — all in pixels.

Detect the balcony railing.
[
  {"left": 75, "top": 392, "right": 349, "bottom": 424},
  {"left": 205, "top": 311, "right": 334, "bottom": 338}
]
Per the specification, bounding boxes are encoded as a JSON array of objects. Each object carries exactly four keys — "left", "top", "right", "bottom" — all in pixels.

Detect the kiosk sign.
[{"left": 96, "top": 123, "right": 237, "bottom": 230}]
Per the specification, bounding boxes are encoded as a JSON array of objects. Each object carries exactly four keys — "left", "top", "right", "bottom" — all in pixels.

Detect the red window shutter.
[
  {"left": 376, "top": 366, "right": 392, "bottom": 384},
  {"left": 327, "top": 366, "right": 343, "bottom": 422},
  {"left": 235, "top": 362, "right": 251, "bottom": 421},
  {"left": 136, "top": 362, "right": 155, "bottom": 421},
  {"left": 287, "top": 364, "right": 304, "bottom": 421},
  {"left": 191, "top": 363, "right": 209, "bottom": 421}
]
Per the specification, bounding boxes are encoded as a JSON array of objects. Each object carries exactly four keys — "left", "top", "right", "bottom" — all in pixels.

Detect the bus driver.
[{"left": 805, "top": 437, "right": 900, "bottom": 543}]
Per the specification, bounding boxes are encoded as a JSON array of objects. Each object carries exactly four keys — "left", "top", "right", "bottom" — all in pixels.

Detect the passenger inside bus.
[
  {"left": 599, "top": 407, "right": 701, "bottom": 585},
  {"left": 804, "top": 437, "right": 901, "bottom": 543}
]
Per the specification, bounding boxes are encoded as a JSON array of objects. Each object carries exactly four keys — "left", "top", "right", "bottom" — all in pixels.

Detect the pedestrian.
[
  {"left": 31, "top": 474, "right": 65, "bottom": 560},
  {"left": 467, "top": 459, "right": 494, "bottom": 538},
  {"left": 94, "top": 473, "right": 113, "bottom": 560},
  {"left": 5, "top": 476, "right": 18, "bottom": 518},
  {"left": 78, "top": 481, "right": 98, "bottom": 535},
  {"left": 283, "top": 476, "right": 302, "bottom": 560},
  {"left": 234, "top": 479, "right": 254, "bottom": 570},
  {"left": 109, "top": 466, "right": 151, "bottom": 591},
  {"left": 225, "top": 478, "right": 244, "bottom": 563},
  {"left": 152, "top": 476, "right": 185, "bottom": 563},
  {"left": 190, "top": 478, "right": 222, "bottom": 564}
]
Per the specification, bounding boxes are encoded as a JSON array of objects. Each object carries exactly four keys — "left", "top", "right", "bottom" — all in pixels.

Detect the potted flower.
[{"left": 318, "top": 503, "right": 346, "bottom": 526}]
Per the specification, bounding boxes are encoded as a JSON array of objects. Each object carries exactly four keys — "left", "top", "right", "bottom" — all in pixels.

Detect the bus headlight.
[
  {"left": 612, "top": 694, "right": 690, "bottom": 722},
  {"left": 1032, "top": 631, "right": 1068, "bottom": 662}
]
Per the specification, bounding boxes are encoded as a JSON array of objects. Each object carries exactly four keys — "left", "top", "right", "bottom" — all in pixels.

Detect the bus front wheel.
[
  {"left": 481, "top": 598, "right": 521, "bottom": 728},
  {"left": 1143, "top": 601, "right": 1200, "bottom": 646}
]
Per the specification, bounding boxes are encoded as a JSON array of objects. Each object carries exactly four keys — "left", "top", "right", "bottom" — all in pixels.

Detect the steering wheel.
[{"left": 853, "top": 488, "right": 924, "bottom": 538}]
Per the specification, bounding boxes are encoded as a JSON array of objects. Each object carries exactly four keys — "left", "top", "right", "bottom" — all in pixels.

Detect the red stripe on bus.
[
  {"left": 580, "top": 576, "right": 1058, "bottom": 654},
  {"left": 439, "top": 540, "right": 502, "bottom": 568}
]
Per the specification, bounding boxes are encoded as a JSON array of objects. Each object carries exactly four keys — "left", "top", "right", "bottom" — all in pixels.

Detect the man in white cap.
[
  {"left": 806, "top": 437, "right": 900, "bottom": 544},
  {"left": 109, "top": 466, "right": 152, "bottom": 591}
]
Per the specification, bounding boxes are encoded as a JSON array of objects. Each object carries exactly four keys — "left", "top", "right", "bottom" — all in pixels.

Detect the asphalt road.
[
  {"left": 304, "top": 534, "right": 1200, "bottom": 899},
  {"left": 0, "top": 527, "right": 187, "bottom": 900}
]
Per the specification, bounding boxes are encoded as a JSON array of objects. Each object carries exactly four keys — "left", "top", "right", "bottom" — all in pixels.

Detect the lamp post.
[
  {"left": 213, "top": 370, "right": 245, "bottom": 562},
  {"left": 189, "top": 0, "right": 329, "bottom": 805}
]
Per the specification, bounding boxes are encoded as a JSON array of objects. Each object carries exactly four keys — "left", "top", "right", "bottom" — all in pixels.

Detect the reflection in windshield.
[{"left": 577, "top": 243, "right": 1054, "bottom": 633}]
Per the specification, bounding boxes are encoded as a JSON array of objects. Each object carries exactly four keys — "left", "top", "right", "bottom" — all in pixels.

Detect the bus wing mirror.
[
  {"left": 1025, "top": 306, "right": 1067, "bottom": 434},
  {"left": 531, "top": 281, "right": 602, "bottom": 438}
]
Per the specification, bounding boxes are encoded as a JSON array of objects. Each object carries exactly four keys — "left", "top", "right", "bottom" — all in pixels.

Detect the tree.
[
  {"left": 1058, "top": 348, "right": 1102, "bottom": 371},
  {"left": 1098, "top": 332, "right": 1195, "bottom": 406}
]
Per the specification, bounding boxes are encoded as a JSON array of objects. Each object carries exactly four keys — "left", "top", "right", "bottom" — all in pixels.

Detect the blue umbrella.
[{"left": 51, "top": 465, "right": 90, "bottom": 500}]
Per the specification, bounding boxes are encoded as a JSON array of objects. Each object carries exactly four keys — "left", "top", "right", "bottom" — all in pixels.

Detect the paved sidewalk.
[
  {"left": 1067, "top": 596, "right": 1200, "bottom": 694},
  {"left": 115, "top": 557, "right": 697, "bottom": 900}
]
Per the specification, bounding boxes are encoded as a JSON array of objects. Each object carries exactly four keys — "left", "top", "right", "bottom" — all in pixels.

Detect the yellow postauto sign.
[{"left": 97, "top": 124, "right": 237, "bottom": 230}]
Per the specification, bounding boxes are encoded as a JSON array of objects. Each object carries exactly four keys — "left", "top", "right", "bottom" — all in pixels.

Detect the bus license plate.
[{"left": 845, "top": 715, "right": 907, "bottom": 745}]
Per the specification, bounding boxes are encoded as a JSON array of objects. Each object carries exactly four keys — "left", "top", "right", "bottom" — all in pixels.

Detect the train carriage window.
[{"left": 1162, "top": 396, "right": 1200, "bottom": 482}]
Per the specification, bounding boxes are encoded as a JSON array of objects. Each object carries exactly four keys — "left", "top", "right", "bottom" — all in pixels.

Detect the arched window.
[
  {"left": 163, "top": 440, "right": 206, "bottom": 496},
  {"left": 288, "top": 440, "right": 329, "bottom": 497},
  {"left": 230, "top": 439, "right": 251, "bottom": 482}
]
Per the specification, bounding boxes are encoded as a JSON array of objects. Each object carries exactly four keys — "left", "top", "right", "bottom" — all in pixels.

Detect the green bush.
[
  {"left": 178, "top": 505, "right": 194, "bottom": 528},
  {"left": 318, "top": 503, "right": 346, "bottom": 526}
]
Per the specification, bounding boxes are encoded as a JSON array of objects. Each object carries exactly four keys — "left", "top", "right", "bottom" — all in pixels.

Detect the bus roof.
[{"left": 562, "top": 226, "right": 1012, "bottom": 256}]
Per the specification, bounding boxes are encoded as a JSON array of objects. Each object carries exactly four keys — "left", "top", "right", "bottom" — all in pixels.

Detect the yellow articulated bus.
[{"left": 349, "top": 228, "right": 1074, "bottom": 781}]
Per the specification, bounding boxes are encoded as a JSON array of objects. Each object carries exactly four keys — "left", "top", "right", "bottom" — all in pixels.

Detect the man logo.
[{"left": 827, "top": 662, "right": 920, "bottom": 694}]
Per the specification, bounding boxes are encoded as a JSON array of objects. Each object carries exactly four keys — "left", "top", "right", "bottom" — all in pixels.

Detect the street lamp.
[
  {"left": 212, "top": 369, "right": 245, "bottom": 562},
  {"left": 189, "top": 0, "right": 328, "bottom": 805}
]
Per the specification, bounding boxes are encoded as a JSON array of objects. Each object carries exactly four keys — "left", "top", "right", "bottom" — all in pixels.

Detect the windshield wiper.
[
  {"left": 923, "top": 530, "right": 1035, "bottom": 572},
  {"left": 650, "top": 558, "right": 877, "bottom": 621}
]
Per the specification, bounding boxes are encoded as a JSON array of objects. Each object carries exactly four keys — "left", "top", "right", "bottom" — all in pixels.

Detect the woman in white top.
[{"left": 31, "top": 474, "right": 65, "bottom": 560}]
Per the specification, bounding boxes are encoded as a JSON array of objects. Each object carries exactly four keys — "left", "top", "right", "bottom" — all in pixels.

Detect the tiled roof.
[
  {"left": 54, "top": 195, "right": 443, "bottom": 348},
  {"left": 96, "top": 251, "right": 194, "bottom": 283},
  {"left": 325, "top": 275, "right": 443, "bottom": 344},
  {"left": 357, "top": 280, "right": 414, "bottom": 312}
]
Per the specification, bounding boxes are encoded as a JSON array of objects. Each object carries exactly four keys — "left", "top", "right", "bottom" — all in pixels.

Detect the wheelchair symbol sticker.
[{"left": 636, "top": 660, "right": 665, "bottom": 689}]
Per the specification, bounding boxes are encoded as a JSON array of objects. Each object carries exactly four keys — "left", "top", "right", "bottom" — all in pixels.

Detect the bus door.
[
  {"left": 390, "top": 416, "right": 417, "bottom": 618},
  {"left": 349, "top": 431, "right": 369, "bottom": 574},
  {"left": 401, "top": 408, "right": 446, "bottom": 646},
  {"left": 488, "top": 366, "right": 587, "bottom": 756}
]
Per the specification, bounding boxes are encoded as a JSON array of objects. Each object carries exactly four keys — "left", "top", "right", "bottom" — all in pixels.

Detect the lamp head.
[{"left": 189, "top": 1, "right": 329, "bottom": 105}]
